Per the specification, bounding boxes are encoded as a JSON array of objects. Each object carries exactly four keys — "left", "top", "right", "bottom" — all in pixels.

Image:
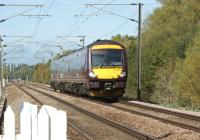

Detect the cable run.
[
  {"left": 98, "top": 11, "right": 138, "bottom": 39},
  {"left": 90, "top": 5, "right": 137, "bottom": 22},
  {"left": 32, "top": 0, "right": 56, "bottom": 37},
  {"left": 64, "top": 0, "right": 105, "bottom": 36},
  {"left": 0, "top": 6, "right": 40, "bottom": 23},
  {"left": 32, "top": 7, "right": 43, "bottom": 37},
  {"left": 6, "top": 37, "right": 31, "bottom": 46},
  {"left": 67, "top": 0, "right": 116, "bottom": 36}
]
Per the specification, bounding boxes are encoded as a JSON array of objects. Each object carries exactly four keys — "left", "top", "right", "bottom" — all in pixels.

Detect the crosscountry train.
[{"left": 50, "top": 40, "right": 127, "bottom": 100}]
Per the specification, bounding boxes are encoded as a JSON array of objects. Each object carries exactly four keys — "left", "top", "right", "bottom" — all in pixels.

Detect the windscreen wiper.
[{"left": 98, "top": 64, "right": 103, "bottom": 69}]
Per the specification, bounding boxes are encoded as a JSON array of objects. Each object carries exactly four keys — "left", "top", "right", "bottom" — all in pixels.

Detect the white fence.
[{"left": 0, "top": 102, "right": 67, "bottom": 140}]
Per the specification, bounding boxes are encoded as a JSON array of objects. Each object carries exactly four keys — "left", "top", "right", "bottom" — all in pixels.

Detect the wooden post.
[
  {"left": 38, "top": 106, "right": 50, "bottom": 140},
  {"left": 31, "top": 104, "right": 38, "bottom": 140},
  {"left": 3, "top": 106, "right": 15, "bottom": 140},
  {"left": 20, "top": 102, "right": 32, "bottom": 140},
  {"left": 0, "top": 102, "right": 67, "bottom": 140}
]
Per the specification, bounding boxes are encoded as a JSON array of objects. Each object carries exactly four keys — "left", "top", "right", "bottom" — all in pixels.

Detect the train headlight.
[
  {"left": 89, "top": 72, "right": 96, "bottom": 78},
  {"left": 119, "top": 72, "right": 126, "bottom": 77}
]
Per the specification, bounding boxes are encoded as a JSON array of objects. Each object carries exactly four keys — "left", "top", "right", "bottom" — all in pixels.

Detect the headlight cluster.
[
  {"left": 89, "top": 72, "right": 96, "bottom": 78},
  {"left": 119, "top": 72, "right": 126, "bottom": 78}
]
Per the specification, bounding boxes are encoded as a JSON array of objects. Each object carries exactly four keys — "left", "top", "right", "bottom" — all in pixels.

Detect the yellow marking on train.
[
  {"left": 92, "top": 45, "right": 122, "bottom": 50},
  {"left": 93, "top": 67, "right": 122, "bottom": 79}
]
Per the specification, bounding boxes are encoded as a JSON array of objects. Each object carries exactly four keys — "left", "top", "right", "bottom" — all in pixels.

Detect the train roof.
[
  {"left": 52, "top": 40, "right": 125, "bottom": 62},
  {"left": 87, "top": 39, "right": 125, "bottom": 49}
]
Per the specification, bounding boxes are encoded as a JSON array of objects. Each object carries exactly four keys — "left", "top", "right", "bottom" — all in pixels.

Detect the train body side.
[
  {"left": 50, "top": 40, "right": 127, "bottom": 100},
  {"left": 51, "top": 48, "right": 88, "bottom": 82},
  {"left": 50, "top": 47, "right": 89, "bottom": 94}
]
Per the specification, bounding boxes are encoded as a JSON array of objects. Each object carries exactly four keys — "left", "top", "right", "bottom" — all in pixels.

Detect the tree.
[
  {"left": 141, "top": 0, "right": 200, "bottom": 102},
  {"left": 173, "top": 30, "right": 200, "bottom": 108},
  {"left": 31, "top": 61, "right": 50, "bottom": 84}
]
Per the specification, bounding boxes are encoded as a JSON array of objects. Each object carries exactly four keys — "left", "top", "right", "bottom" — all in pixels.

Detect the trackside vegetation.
[
  {"left": 112, "top": 0, "right": 200, "bottom": 109},
  {"left": 8, "top": 0, "right": 200, "bottom": 109}
]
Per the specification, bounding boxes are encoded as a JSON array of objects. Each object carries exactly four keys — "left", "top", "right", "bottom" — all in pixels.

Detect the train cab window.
[{"left": 92, "top": 49, "right": 123, "bottom": 67}]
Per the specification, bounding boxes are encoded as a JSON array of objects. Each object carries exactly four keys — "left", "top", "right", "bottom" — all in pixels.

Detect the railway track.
[
  {"left": 25, "top": 82, "right": 200, "bottom": 133},
  {"left": 14, "top": 83, "right": 93, "bottom": 140},
  {"left": 15, "top": 82, "right": 156, "bottom": 140}
]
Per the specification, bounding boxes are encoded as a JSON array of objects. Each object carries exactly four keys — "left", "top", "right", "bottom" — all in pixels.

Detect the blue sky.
[{"left": 0, "top": 0, "right": 160, "bottom": 65}]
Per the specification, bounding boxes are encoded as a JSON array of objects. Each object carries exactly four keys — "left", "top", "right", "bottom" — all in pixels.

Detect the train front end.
[{"left": 88, "top": 40, "right": 127, "bottom": 100}]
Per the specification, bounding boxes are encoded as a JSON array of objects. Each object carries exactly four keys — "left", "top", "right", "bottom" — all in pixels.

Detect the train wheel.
[
  {"left": 60, "top": 86, "right": 65, "bottom": 93},
  {"left": 60, "top": 83, "right": 63, "bottom": 93},
  {"left": 78, "top": 85, "right": 84, "bottom": 95},
  {"left": 111, "top": 97, "right": 119, "bottom": 102},
  {"left": 60, "top": 87, "right": 63, "bottom": 93},
  {"left": 54, "top": 83, "right": 58, "bottom": 92},
  {"left": 54, "top": 87, "right": 56, "bottom": 91},
  {"left": 75, "top": 86, "right": 80, "bottom": 95}
]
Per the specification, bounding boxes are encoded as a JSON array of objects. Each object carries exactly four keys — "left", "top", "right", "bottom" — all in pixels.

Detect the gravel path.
[
  {"left": 112, "top": 103, "right": 200, "bottom": 129},
  {"left": 128, "top": 101, "right": 200, "bottom": 117},
  {"left": 4, "top": 84, "right": 90, "bottom": 140},
  {"left": 18, "top": 84, "right": 137, "bottom": 140},
  {"left": 4, "top": 83, "right": 39, "bottom": 133},
  {"left": 27, "top": 83, "right": 200, "bottom": 140}
]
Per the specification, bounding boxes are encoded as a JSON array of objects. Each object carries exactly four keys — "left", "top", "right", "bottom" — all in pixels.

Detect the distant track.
[
  {"left": 26, "top": 82, "right": 200, "bottom": 133},
  {"left": 120, "top": 101, "right": 200, "bottom": 121}
]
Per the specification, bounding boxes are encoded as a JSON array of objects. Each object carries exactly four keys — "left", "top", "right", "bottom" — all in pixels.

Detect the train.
[{"left": 50, "top": 40, "right": 127, "bottom": 101}]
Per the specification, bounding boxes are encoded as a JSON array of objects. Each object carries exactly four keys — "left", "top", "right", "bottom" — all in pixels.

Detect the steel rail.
[
  {"left": 120, "top": 101, "right": 200, "bottom": 121},
  {"left": 26, "top": 82, "right": 200, "bottom": 133},
  {"left": 109, "top": 104, "right": 200, "bottom": 133},
  {"left": 14, "top": 83, "right": 93, "bottom": 140},
  {"left": 18, "top": 83, "right": 156, "bottom": 140}
]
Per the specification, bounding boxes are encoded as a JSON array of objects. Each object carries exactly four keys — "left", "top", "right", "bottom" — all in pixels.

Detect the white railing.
[{"left": 0, "top": 102, "right": 67, "bottom": 140}]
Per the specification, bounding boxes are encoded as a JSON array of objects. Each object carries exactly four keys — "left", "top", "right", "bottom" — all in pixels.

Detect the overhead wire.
[
  {"left": 65, "top": 7, "right": 88, "bottom": 35},
  {"left": 64, "top": 0, "right": 104, "bottom": 35},
  {"left": 4, "top": 1, "right": 56, "bottom": 64},
  {"left": 66, "top": 0, "right": 116, "bottom": 36},
  {"left": 32, "top": 0, "right": 56, "bottom": 37},
  {"left": 0, "top": 6, "right": 40, "bottom": 23},
  {"left": 97, "top": 10, "right": 138, "bottom": 39},
  {"left": 5, "top": 45, "right": 25, "bottom": 59},
  {"left": 6, "top": 37, "right": 31, "bottom": 46},
  {"left": 57, "top": 38, "right": 82, "bottom": 47},
  {"left": 43, "top": 0, "right": 53, "bottom": 6},
  {"left": 44, "top": 0, "right": 56, "bottom": 13},
  {"left": 90, "top": 5, "right": 137, "bottom": 22},
  {"left": 143, "top": 3, "right": 160, "bottom": 6},
  {"left": 24, "top": 0, "right": 56, "bottom": 65},
  {"left": 4, "top": 0, "right": 55, "bottom": 47},
  {"left": 32, "top": 6, "right": 42, "bottom": 37},
  {"left": 55, "top": 0, "right": 112, "bottom": 46}
]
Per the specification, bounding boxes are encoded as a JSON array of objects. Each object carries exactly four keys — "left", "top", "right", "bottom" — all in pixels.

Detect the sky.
[{"left": 0, "top": 0, "right": 160, "bottom": 65}]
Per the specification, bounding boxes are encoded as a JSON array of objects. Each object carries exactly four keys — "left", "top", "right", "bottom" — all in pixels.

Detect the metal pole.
[
  {"left": 137, "top": 3, "right": 142, "bottom": 100},
  {"left": 20, "top": 64, "right": 21, "bottom": 80},
  {"left": 51, "top": 53, "right": 53, "bottom": 61},
  {"left": 37, "top": 65, "right": 39, "bottom": 82},
  {"left": 82, "top": 36, "right": 85, "bottom": 47},
  {"left": 1, "top": 39, "right": 3, "bottom": 96},
  {"left": 0, "top": 37, "right": 2, "bottom": 98}
]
